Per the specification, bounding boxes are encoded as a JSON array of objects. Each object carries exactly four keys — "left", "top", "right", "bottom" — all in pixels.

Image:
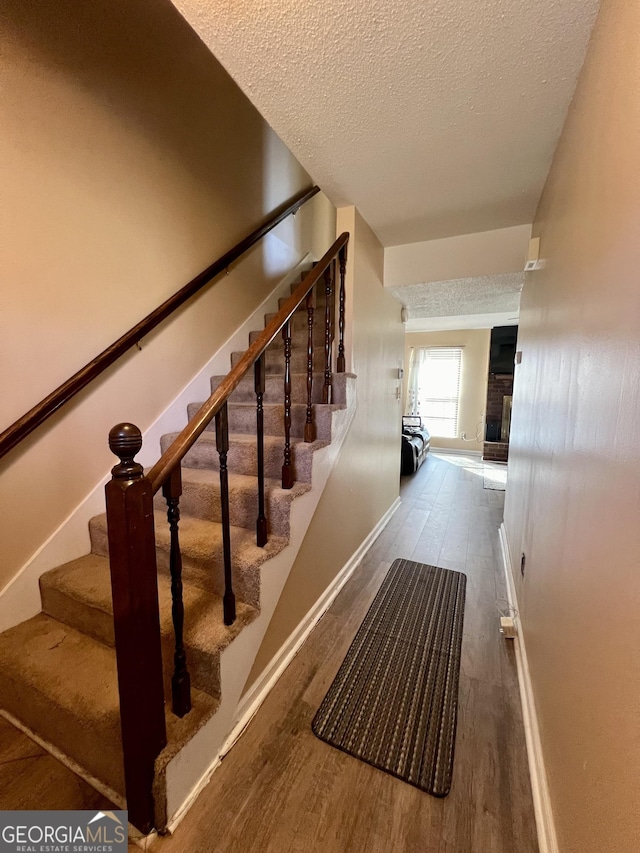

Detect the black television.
[{"left": 489, "top": 325, "right": 518, "bottom": 374}]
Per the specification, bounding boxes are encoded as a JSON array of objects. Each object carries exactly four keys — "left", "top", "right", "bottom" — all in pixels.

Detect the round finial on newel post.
[{"left": 109, "top": 423, "right": 144, "bottom": 480}]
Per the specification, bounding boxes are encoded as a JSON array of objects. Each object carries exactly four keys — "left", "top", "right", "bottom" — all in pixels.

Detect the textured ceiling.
[
  {"left": 172, "top": 0, "right": 599, "bottom": 246},
  {"left": 390, "top": 272, "right": 524, "bottom": 318}
]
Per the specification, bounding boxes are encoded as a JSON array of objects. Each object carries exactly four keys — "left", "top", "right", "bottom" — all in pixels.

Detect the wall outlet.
[
  {"left": 520, "top": 552, "right": 526, "bottom": 577},
  {"left": 500, "top": 616, "right": 516, "bottom": 639}
]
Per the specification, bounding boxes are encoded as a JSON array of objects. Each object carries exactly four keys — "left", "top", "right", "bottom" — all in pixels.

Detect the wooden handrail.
[
  {"left": 147, "top": 232, "right": 350, "bottom": 494},
  {"left": 0, "top": 185, "right": 320, "bottom": 460}
]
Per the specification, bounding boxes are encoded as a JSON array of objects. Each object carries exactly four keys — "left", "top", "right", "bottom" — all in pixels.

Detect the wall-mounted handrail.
[
  {"left": 0, "top": 185, "right": 320, "bottom": 461},
  {"left": 146, "top": 232, "right": 349, "bottom": 495}
]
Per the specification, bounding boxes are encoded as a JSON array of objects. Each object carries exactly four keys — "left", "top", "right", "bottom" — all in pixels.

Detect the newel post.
[{"left": 105, "top": 423, "right": 167, "bottom": 834}]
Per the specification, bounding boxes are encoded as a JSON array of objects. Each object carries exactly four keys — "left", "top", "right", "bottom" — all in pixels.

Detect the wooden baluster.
[
  {"left": 322, "top": 265, "right": 333, "bottom": 404},
  {"left": 337, "top": 244, "right": 347, "bottom": 372},
  {"left": 255, "top": 354, "right": 268, "bottom": 546},
  {"left": 215, "top": 403, "right": 236, "bottom": 625},
  {"left": 304, "top": 289, "right": 316, "bottom": 443},
  {"left": 331, "top": 259, "right": 337, "bottom": 342},
  {"left": 105, "top": 423, "right": 166, "bottom": 835},
  {"left": 282, "top": 319, "right": 294, "bottom": 489},
  {"left": 162, "top": 466, "right": 191, "bottom": 718}
]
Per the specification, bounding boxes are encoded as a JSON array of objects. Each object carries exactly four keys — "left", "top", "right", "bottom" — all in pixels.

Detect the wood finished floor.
[
  {"left": 0, "top": 452, "right": 537, "bottom": 851},
  {"left": 155, "top": 451, "right": 538, "bottom": 853}
]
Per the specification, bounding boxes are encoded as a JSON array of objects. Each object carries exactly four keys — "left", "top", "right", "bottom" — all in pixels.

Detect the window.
[{"left": 406, "top": 347, "right": 462, "bottom": 438}]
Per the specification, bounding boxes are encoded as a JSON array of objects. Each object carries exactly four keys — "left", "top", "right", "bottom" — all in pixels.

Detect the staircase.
[{"left": 0, "top": 260, "right": 355, "bottom": 832}]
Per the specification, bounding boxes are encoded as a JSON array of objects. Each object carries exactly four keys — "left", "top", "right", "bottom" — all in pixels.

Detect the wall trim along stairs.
[
  {"left": 166, "top": 494, "right": 401, "bottom": 834},
  {"left": 499, "top": 522, "right": 558, "bottom": 853},
  {"left": 0, "top": 255, "right": 314, "bottom": 635}
]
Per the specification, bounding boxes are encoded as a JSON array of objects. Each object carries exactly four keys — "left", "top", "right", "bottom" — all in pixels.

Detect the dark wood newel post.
[{"left": 105, "top": 423, "right": 166, "bottom": 835}]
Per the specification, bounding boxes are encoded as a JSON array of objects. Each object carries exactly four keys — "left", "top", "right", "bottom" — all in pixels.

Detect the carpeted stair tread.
[
  {"left": 278, "top": 294, "right": 328, "bottom": 311},
  {"left": 288, "top": 278, "right": 328, "bottom": 296},
  {"left": 264, "top": 310, "right": 328, "bottom": 332},
  {"left": 231, "top": 348, "right": 326, "bottom": 374},
  {"left": 40, "top": 554, "right": 257, "bottom": 698},
  {"left": 0, "top": 614, "right": 217, "bottom": 796},
  {"left": 152, "top": 469, "right": 310, "bottom": 536},
  {"left": 211, "top": 372, "right": 327, "bottom": 405},
  {"left": 89, "top": 511, "right": 288, "bottom": 607},
  {"left": 187, "top": 401, "right": 338, "bottom": 440},
  {"left": 160, "top": 431, "right": 327, "bottom": 481},
  {"left": 248, "top": 325, "right": 327, "bottom": 348}
]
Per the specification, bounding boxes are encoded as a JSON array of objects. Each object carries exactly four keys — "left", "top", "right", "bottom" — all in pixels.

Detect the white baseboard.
[
  {"left": 230, "top": 495, "right": 401, "bottom": 742},
  {"left": 165, "top": 495, "right": 401, "bottom": 834},
  {"left": 498, "top": 523, "right": 558, "bottom": 853}
]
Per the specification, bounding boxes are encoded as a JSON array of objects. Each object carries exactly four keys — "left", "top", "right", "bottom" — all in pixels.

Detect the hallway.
[{"left": 155, "top": 452, "right": 538, "bottom": 852}]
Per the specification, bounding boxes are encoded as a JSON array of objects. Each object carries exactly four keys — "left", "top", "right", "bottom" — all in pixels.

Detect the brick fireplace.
[{"left": 483, "top": 373, "right": 513, "bottom": 462}]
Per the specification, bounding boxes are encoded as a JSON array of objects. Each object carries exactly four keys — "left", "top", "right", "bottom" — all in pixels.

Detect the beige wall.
[
  {"left": 246, "top": 207, "right": 405, "bottom": 686},
  {"left": 384, "top": 225, "right": 531, "bottom": 288},
  {"left": 0, "top": 0, "right": 333, "bottom": 590},
  {"left": 403, "top": 329, "right": 490, "bottom": 452},
  {"left": 503, "top": 2, "right": 640, "bottom": 851}
]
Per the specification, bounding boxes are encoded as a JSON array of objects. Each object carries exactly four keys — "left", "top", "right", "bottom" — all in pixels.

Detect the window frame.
[{"left": 412, "top": 346, "right": 463, "bottom": 439}]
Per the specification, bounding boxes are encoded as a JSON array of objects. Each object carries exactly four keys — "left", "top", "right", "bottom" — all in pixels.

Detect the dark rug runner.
[{"left": 312, "top": 558, "right": 466, "bottom": 797}]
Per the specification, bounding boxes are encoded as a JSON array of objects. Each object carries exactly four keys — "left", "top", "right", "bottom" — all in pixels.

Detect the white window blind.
[{"left": 416, "top": 347, "right": 462, "bottom": 438}]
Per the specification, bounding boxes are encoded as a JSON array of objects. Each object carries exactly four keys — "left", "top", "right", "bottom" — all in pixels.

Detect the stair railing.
[
  {"left": 105, "top": 232, "right": 349, "bottom": 833},
  {"left": 0, "top": 185, "right": 320, "bottom": 461}
]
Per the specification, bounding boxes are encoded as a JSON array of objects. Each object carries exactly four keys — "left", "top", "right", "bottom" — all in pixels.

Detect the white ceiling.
[
  {"left": 172, "top": 0, "right": 599, "bottom": 247},
  {"left": 403, "top": 312, "right": 519, "bottom": 333}
]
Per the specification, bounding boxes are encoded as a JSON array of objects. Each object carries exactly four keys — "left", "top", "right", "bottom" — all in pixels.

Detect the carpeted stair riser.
[
  {"left": 277, "top": 293, "right": 330, "bottom": 312},
  {"left": 187, "top": 401, "right": 336, "bottom": 440},
  {"left": 152, "top": 470, "right": 309, "bottom": 538},
  {"left": 89, "top": 512, "right": 287, "bottom": 608},
  {"left": 264, "top": 310, "right": 332, "bottom": 335},
  {"left": 39, "top": 554, "right": 257, "bottom": 699},
  {"left": 0, "top": 615, "right": 126, "bottom": 794},
  {"left": 231, "top": 347, "right": 327, "bottom": 374},
  {"left": 211, "top": 372, "right": 327, "bottom": 405},
  {"left": 160, "top": 432, "right": 324, "bottom": 482},
  {"left": 248, "top": 325, "right": 328, "bottom": 349},
  {"left": 287, "top": 278, "right": 331, "bottom": 296},
  {"left": 0, "top": 614, "right": 217, "bottom": 797}
]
